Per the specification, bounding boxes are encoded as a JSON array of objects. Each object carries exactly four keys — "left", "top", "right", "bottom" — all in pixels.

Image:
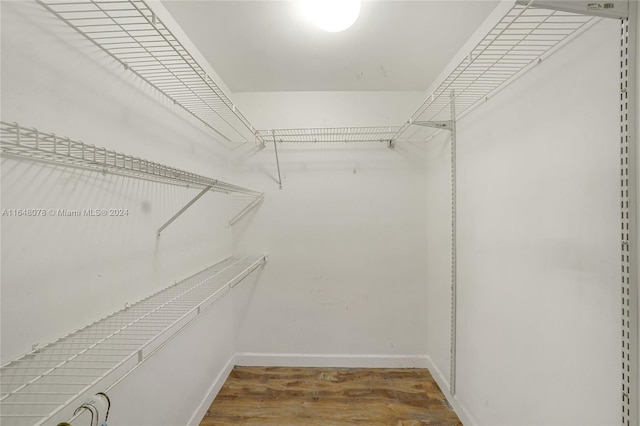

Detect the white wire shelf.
[
  {"left": 255, "top": 5, "right": 596, "bottom": 145},
  {"left": 0, "top": 121, "right": 262, "bottom": 197},
  {"left": 393, "top": 2, "right": 597, "bottom": 142},
  {"left": 258, "top": 127, "right": 401, "bottom": 143},
  {"left": 33, "top": 0, "right": 597, "bottom": 148},
  {"left": 0, "top": 255, "right": 267, "bottom": 426},
  {"left": 35, "top": 0, "right": 262, "bottom": 146}
]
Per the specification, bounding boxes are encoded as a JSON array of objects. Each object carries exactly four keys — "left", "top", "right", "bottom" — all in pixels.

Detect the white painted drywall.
[
  {"left": 1, "top": 2, "right": 243, "bottom": 424},
  {"left": 3, "top": 1, "right": 629, "bottom": 425},
  {"left": 424, "top": 130, "right": 454, "bottom": 391},
  {"left": 233, "top": 91, "right": 425, "bottom": 129},
  {"left": 425, "top": 19, "right": 621, "bottom": 425},
  {"left": 229, "top": 91, "right": 430, "bottom": 363}
]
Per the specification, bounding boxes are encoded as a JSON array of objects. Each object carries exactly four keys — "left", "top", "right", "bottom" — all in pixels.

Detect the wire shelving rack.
[
  {"left": 254, "top": 3, "right": 597, "bottom": 144},
  {"left": 0, "top": 121, "right": 262, "bottom": 196},
  {"left": 257, "top": 126, "right": 401, "bottom": 144},
  {"left": 34, "top": 1, "right": 597, "bottom": 147},
  {"left": 394, "top": 2, "right": 597, "bottom": 142},
  {"left": 35, "top": 0, "right": 262, "bottom": 146},
  {"left": 0, "top": 255, "right": 267, "bottom": 426},
  {"left": 0, "top": 121, "right": 264, "bottom": 232}
]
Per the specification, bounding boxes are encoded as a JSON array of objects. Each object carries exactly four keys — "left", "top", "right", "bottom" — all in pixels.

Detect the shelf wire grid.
[
  {"left": 0, "top": 255, "right": 267, "bottom": 426},
  {"left": 395, "top": 2, "right": 597, "bottom": 142},
  {"left": 257, "top": 127, "right": 401, "bottom": 143},
  {"left": 0, "top": 121, "right": 262, "bottom": 197},
  {"left": 35, "top": 0, "right": 262, "bottom": 146}
]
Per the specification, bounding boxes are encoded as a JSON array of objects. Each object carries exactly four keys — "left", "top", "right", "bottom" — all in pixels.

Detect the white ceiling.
[{"left": 161, "top": 1, "right": 499, "bottom": 93}]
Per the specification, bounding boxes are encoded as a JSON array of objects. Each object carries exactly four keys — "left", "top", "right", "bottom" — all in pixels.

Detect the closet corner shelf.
[
  {"left": 254, "top": 3, "right": 598, "bottom": 146},
  {"left": 257, "top": 126, "right": 402, "bottom": 144},
  {"left": 0, "top": 255, "right": 267, "bottom": 426},
  {"left": 393, "top": 1, "right": 598, "bottom": 143},
  {"left": 36, "top": 0, "right": 262, "bottom": 147}
]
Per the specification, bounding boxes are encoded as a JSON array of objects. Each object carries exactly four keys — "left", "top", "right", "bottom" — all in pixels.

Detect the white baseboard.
[
  {"left": 187, "top": 355, "right": 235, "bottom": 426},
  {"left": 234, "top": 352, "right": 430, "bottom": 368},
  {"left": 425, "top": 355, "right": 477, "bottom": 426}
]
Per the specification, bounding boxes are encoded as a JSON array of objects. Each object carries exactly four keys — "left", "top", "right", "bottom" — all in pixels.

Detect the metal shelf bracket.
[
  {"left": 449, "top": 90, "right": 457, "bottom": 397},
  {"left": 272, "top": 131, "right": 283, "bottom": 190},
  {"left": 157, "top": 185, "right": 213, "bottom": 237},
  {"left": 619, "top": 2, "right": 638, "bottom": 425},
  {"left": 413, "top": 120, "right": 453, "bottom": 131},
  {"left": 515, "top": 0, "right": 629, "bottom": 19},
  {"left": 228, "top": 195, "right": 265, "bottom": 227}
]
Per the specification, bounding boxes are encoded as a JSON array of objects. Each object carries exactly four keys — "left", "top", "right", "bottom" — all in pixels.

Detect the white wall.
[
  {"left": 3, "top": 1, "right": 631, "bottom": 425},
  {"left": 424, "top": 130, "right": 454, "bottom": 391},
  {"left": 425, "top": 19, "right": 621, "bottom": 425},
  {"left": 233, "top": 91, "right": 424, "bottom": 129},
  {"left": 229, "top": 92, "right": 430, "bottom": 366},
  {"left": 1, "top": 1, "right": 244, "bottom": 424}
]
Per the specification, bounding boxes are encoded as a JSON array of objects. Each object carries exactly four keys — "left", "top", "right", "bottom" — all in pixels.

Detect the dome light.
[{"left": 300, "top": 0, "right": 361, "bottom": 33}]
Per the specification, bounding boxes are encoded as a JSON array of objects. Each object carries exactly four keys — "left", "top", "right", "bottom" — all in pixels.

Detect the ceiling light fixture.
[{"left": 300, "top": 0, "right": 361, "bottom": 33}]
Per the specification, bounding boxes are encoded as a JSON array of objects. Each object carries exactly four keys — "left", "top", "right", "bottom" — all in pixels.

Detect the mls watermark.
[{"left": 1, "top": 208, "right": 129, "bottom": 217}]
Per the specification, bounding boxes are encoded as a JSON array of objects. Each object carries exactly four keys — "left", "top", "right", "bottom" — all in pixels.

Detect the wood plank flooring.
[{"left": 200, "top": 367, "right": 462, "bottom": 426}]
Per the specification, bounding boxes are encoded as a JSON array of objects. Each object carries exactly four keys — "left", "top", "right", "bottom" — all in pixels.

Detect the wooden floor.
[{"left": 200, "top": 367, "right": 462, "bottom": 426}]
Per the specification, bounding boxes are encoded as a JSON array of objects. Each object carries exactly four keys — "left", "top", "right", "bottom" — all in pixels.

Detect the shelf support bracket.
[
  {"left": 413, "top": 120, "right": 453, "bottom": 131},
  {"left": 449, "top": 89, "right": 458, "bottom": 397},
  {"left": 228, "top": 195, "right": 264, "bottom": 227},
  {"left": 272, "top": 130, "right": 283, "bottom": 190},
  {"left": 157, "top": 185, "right": 212, "bottom": 237},
  {"left": 620, "top": 4, "right": 638, "bottom": 425},
  {"left": 514, "top": 0, "right": 628, "bottom": 19}
]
